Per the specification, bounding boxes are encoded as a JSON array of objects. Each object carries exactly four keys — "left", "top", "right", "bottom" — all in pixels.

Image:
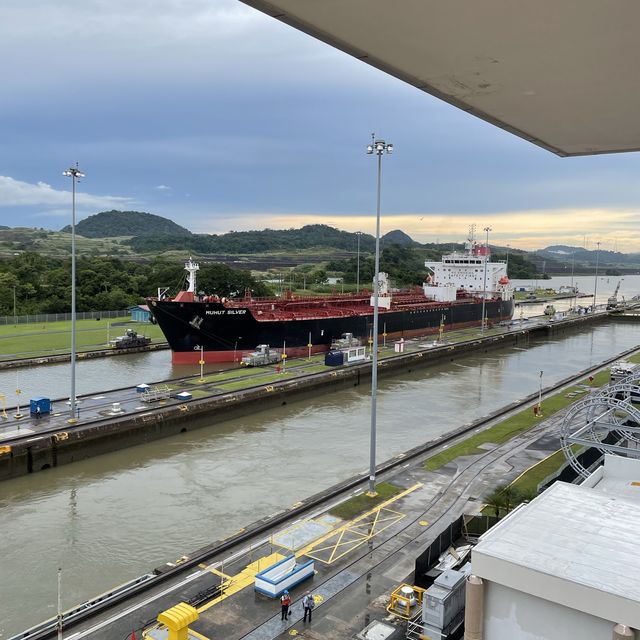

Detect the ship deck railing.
[{"left": 140, "top": 384, "right": 172, "bottom": 403}]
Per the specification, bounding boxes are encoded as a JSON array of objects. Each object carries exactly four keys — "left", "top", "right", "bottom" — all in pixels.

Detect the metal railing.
[{"left": 0, "top": 310, "right": 129, "bottom": 325}]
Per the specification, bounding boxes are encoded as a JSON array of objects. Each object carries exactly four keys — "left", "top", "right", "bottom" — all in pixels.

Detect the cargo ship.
[{"left": 148, "top": 234, "right": 514, "bottom": 364}]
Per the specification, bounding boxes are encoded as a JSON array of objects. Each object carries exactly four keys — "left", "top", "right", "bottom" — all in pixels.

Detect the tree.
[{"left": 484, "top": 487, "right": 507, "bottom": 519}]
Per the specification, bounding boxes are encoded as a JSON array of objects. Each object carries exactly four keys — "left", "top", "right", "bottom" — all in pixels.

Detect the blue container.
[
  {"left": 30, "top": 397, "right": 51, "bottom": 415},
  {"left": 324, "top": 350, "right": 344, "bottom": 366}
]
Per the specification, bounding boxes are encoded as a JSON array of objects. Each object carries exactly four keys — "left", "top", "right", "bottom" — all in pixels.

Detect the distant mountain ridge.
[
  {"left": 61, "top": 210, "right": 192, "bottom": 238},
  {"left": 56, "top": 211, "right": 422, "bottom": 253},
  {"left": 540, "top": 244, "right": 640, "bottom": 265}
]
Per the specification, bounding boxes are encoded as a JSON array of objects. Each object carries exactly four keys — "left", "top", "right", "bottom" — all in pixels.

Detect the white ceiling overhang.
[{"left": 240, "top": 0, "right": 640, "bottom": 156}]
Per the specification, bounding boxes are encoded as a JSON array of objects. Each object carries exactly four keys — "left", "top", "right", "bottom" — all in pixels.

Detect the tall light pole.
[
  {"left": 571, "top": 251, "right": 577, "bottom": 312},
  {"left": 481, "top": 226, "right": 492, "bottom": 333},
  {"left": 593, "top": 241, "right": 601, "bottom": 311},
  {"left": 57, "top": 566, "right": 63, "bottom": 640},
  {"left": 538, "top": 370, "right": 544, "bottom": 415},
  {"left": 356, "top": 231, "right": 362, "bottom": 293},
  {"left": 570, "top": 251, "right": 575, "bottom": 289},
  {"left": 366, "top": 134, "right": 393, "bottom": 496},
  {"left": 13, "top": 285, "right": 17, "bottom": 326},
  {"left": 63, "top": 164, "right": 85, "bottom": 423}
]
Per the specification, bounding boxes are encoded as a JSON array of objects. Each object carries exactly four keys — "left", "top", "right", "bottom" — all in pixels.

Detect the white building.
[{"left": 465, "top": 455, "right": 640, "bottom": 640}]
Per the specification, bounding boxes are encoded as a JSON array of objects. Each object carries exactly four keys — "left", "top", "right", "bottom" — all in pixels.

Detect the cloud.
[
  {"left": 0, "top": 0, "right": 348, "bottom": 97},
  {"left": 155, "top": 185, "right": 172, "bottom": 191},
  {"left": 0, "top": 175, "right": 133, "bottom": 209},
  {"left": 190, "top": 208, "right": 640, "bottom": 252}
]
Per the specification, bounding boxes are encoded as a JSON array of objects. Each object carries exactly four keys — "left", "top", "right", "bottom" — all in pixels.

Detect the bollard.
[
  {"left": 157, "top": 602, "right": 199, "bottom": 640},
  {"left": 612, "top": 623, "right": 635, "bottom": 640}
]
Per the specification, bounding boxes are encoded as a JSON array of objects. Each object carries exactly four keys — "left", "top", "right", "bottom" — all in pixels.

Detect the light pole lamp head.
[
  {"left": 367, "top": 139, "right": 393, "bottom": 155},
  {"left": 63, "top": 166, "right": 85, "bottom": 179}
]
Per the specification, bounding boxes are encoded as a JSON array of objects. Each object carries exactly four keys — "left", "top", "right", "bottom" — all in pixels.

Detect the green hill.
[
  {"left": 126, "top": 224, "right": 379, "bottom": 254},
  {"left": 382, "top": 229, "right": 418, "bottom": 246},
  {"left": 61, "top": 210, "right": 192, "bottom": 239}
]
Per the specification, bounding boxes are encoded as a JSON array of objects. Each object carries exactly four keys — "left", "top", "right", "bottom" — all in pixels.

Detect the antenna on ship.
[
  {"left": 185, "top": 257, "right": 200, "bottom": 293},
  {"left": 466, "top": 223, "right": 476, "bottom": 253}
]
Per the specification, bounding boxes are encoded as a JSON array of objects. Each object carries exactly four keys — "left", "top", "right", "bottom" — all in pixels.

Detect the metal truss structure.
[{"left": 561, "top": 369, "right": 640, "bottom": 478}]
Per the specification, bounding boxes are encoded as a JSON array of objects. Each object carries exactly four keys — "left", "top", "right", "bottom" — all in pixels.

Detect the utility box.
[
  {"left": 324, "top": 350, "right": 344, "bottom": 366},
  {"left": 136, "top": 383, "right": 151, "bottom": 393},
  {"left": 30, "top": 397, "right": 51, "bottom": 416},
  {"left": 422, "top": 568, "right": 468, "bottom": 638}
]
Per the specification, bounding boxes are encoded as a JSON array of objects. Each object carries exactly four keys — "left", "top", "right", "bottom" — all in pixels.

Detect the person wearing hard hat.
[{"left": 280, "top": 590, "right": 291, "bottom": 620}]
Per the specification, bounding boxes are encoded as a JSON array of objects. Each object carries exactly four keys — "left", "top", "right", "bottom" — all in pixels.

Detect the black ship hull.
[{"left": 149, "top": 297, "right": 515, "bottom": 363}]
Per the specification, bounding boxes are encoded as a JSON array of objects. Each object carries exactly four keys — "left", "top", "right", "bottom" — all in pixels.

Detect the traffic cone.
[{"left": 130, "top": 631, "right": 137, "bottom": 640}]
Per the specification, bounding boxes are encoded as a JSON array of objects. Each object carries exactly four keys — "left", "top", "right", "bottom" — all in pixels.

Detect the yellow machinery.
[
  {"left": 386, "top": 583, "right": 426, "bottom": 619},
  {"left": 156, "top": 602, "right": 198, "bottom": 640}
]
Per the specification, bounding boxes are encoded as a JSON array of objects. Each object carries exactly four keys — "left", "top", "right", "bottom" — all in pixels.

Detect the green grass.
[
  {"left": 216, "top": 373, "right": 293, "bottom": 391},
  {"left": 328, "top": 482, "right": 402, "bottom": 520},
  {"left": 183, "top": 366, "right": 271, "bottom": 385},
  {"left": 0, "top": 319, "right": 165, "bottom": 359},
  {"left": 424, "top": 370, "right": 612, "bottom": 471},
  {"left": 509, "top": 445, "right": 582, "bottom": 495},
  {"left": 298, "top": 364, "right": 332, "bottom": 374},
  {"left": 181, "top": 388, "right": 210, "bottom": 399}
]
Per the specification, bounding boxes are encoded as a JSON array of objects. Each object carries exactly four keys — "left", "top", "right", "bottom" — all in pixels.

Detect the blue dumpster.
[
  {"left": 324, "top": 350, "right": 344, "bottom": 366},
  {"left": 30, "top": 397, "right": 51, "bottom": 416}
]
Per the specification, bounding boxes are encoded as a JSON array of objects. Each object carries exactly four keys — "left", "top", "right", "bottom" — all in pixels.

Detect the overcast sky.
[{"left": 1, "top": 0, "right": 640, "bottom": 251}]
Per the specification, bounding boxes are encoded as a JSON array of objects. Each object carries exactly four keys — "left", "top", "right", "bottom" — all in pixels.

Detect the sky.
[{"left": 1, "top": 0, "right": 640, "bottom": 251}]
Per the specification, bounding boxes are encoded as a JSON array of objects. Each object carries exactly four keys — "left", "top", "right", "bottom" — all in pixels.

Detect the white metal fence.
[{"left": 0, "top": 310, "right": 129, "bottom": 326}]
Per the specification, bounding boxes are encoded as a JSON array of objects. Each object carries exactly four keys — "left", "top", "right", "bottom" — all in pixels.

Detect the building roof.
[
  {"left": 472, "top": 477, "right": 640, "bottom": 628},
  {"left": 581, "top": 455, "right": 640, "bottom": 502},
  {"left": 240, "top": 1, "right": 640, "bottom": 156}
]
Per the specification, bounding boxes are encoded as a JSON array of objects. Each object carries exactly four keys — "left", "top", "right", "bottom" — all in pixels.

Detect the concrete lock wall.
[
  {"left": 0, "top": 314, "right": 617, "bottom": 479},
  {"left": 483, "top": 581, "right": 613, "bottom": 640}
]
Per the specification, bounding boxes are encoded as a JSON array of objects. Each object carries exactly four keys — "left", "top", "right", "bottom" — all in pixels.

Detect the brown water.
[{"left": 0, "top": 320, "right": 638, "bottom": 635}]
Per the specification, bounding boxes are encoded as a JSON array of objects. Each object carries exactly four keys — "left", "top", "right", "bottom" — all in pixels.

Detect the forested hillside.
[
  {"left": 126, "top": 224, "right": 379, "bottom": 254},
  {"left": 0, "top": 253, "right": 271, "bottom": 316},
  {"left": 61, "top": 210, "right": 192, "bottom": 238}
]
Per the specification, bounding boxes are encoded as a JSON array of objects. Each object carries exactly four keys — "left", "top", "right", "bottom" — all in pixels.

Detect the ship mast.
[
  {"left": 466, "top": 223, "right": 476, "bottom": 254},
  {"left": 185, "top": 257, "right": 200, "bottom": 293}
]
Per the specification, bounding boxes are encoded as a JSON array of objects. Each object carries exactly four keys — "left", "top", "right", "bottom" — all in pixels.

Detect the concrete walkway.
[{"left": 61, "top": 385, "right": 587, "bottom": 640}]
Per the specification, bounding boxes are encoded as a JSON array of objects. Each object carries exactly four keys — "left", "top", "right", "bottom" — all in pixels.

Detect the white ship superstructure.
[{"left": 423, "top": 230, "right": 512, "bottom": 303}]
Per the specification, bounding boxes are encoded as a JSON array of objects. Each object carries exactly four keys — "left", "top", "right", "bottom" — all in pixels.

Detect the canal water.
[
  {"left": 0, "top": 275, "right": 636, "bottom": 403},
  {"left": 0, "top": 278, "right": 638, "bottom": 636}
]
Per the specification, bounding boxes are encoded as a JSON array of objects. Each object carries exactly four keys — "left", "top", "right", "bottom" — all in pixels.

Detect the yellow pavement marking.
[
  {"left": 193, "top": 483, "right": 422, "bottom": 612},
  {"left": 196, "top": 552, "right": 285, "bottom": 614},
  {"left": 296, "top": 482, "right": 422, "bottom": 560},
  {"left": 305, "top": 508, "right": 405, "bottom": 565},
  {"left": 419, "top": 520, "right": 429, "bottom": 526}
]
